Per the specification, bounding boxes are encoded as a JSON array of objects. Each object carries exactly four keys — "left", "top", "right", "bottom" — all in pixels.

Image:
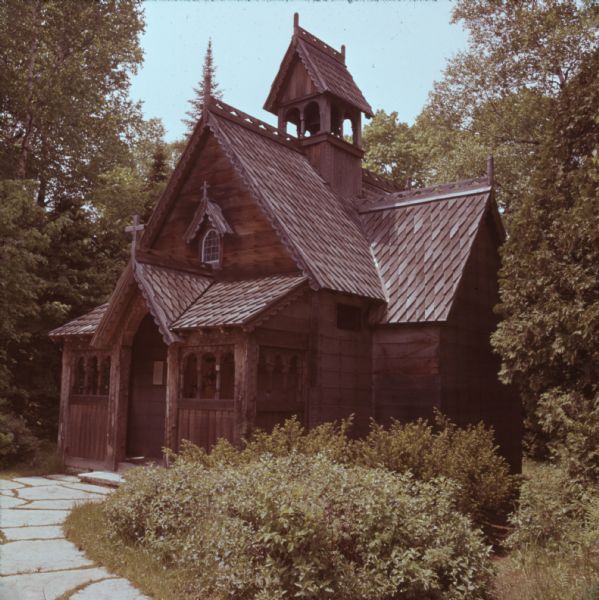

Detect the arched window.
[
  {"left": 74, "top": 357, "right": 86, "bottom": 395},
  {"left": 99, "top": 357, "right": 111, "bottom": 395},
  {"left": 284, "top": 108, "right": 300, "bottom": 137},
  {"left": 183, "top": 353, "right": 198, "bottom": 398},
  {"left": 304, "top": 102, "right": 320, "bottom": 136},
  {"left": 200, "top": 353, "right": 217, "bottom": 399},
  {"left": 331, "top": 105, "right": 342, "bottom": 137},
  {"left": 88, "top": 356, "right": 98, "bottom": 395},
  {"left": 220, "top": 352, "right": 235, "bottom": 400},
  {"left": 201, "top": 229, "right": 220, "bottom": 265},
  {"left": 343, "top": 118, "right": 354, "bottom": 144}
]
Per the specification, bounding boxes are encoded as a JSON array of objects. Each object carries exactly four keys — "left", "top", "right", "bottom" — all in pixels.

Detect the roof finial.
[
  {"left": 202, "top": 180, "right": 209, "bottom": 201},
  {"left": 341, "top": 44, "right": 346, "bottom": 62},
  {"left": 125, "top": 214, "right": 145, "bottom": 261},
  {"left": 293, "top": 12, "right": 299, "bottom": 32},
  {"left": 487, "top": 155, "right": 494, "bottom": 185}
]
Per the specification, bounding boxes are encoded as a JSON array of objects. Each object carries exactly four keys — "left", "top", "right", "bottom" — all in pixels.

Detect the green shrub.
[
  {"left": 355, "top": 414, "right": 517, "bottom": 528},
  {"left": 507, "top": 462, "right": 599, "bottom": 557},
  {"left": 105, "top": 454, "right": 493, "bottom": 600},
  {"left": 174, "top": 414, "right": 516, "bottom": 532},
  {"left": 0, "top": 410, "right": 40, "bottom": 468}
]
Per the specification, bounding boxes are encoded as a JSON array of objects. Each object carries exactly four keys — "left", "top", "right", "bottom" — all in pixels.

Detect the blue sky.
[{"left": 130, "top": 1, "right": 469, "bottom": 142}]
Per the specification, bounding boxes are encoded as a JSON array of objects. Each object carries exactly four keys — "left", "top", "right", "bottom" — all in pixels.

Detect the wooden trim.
[
  {"left": 136, "top": 248, "right": 213, "bottom": 276},
  {"left": 179, "top": 399, "right": 234, "bottom": 411},
  {"left": 57, "top": 345, "right": 74, "bottom": 457},
  {"left": 113, "top": 346, "right": 132, "bottom": 468},
  {"left": 165, "top": 342, "right": 181, "bottom": 456},
  {"left": 69, "top": 394, "right": 109, "bottom": 406},
  {"left": 299, "top": 132, "right": 364, "bottom": 158}
]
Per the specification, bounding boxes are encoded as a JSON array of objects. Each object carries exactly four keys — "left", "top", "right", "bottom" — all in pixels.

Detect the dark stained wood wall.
[
  {"left": 177, "top": 400, "right": 235, "bottom": 451},
  {"left": 310, "top": 291, "right": 373, "bottom": 436},
  {"left": 372, "top": 324, "right": 441, "bottom": 425},
  {"left": 254, "top": 293, "right": 311, "bottom": 430},
  {"left": 153, "top": 132, "right": 297, "bottom": 279},
  {"left": 279, "top": 59, "right": 317, "bottom": 104},
  {"left": 440, "top": 213, "right": 522, "bottom": 472},
  {"left": 67, "top": 395, "right": 108, "bottom": 462}
]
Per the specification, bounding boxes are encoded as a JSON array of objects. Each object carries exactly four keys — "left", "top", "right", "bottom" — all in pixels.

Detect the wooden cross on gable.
[{"left": 125, "top": 214, "right": 145, "bottom": 259}]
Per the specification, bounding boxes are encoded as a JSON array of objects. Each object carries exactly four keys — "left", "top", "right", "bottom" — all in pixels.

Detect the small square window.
[{"left": 336, "top": 303, "right": 361, "bottom": 331}]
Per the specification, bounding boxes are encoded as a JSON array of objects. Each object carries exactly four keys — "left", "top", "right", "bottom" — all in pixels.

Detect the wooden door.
[
  {"left": 127, "top": 315, "right": 167, "bottom": 459},
  {"left": 256, "top": 347, "right": 305, "bottom": 431}
]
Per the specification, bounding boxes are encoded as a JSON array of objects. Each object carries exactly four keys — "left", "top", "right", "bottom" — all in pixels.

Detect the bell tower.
[{"left": 264, "top": 14, "right": 373, "bottom": 199}]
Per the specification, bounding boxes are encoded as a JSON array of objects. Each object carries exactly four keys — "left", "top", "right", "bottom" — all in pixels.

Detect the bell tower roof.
[{"left": 264, "top": 14, "right": 373, "bottom": 118}]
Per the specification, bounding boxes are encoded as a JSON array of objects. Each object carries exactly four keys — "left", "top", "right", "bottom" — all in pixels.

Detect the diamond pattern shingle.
[
  {"left": 208, "top": 103, "right": 385, "bottom": 301},
  {"left": 172, "top": 274, "right": 307, "bottom": 329},
  {"left": 360, "top": 192, "right": 491, "bottom": 323}
]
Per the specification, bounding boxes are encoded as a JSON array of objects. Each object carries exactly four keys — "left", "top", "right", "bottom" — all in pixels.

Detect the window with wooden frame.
[
  {"left": 336, "top": 303, "right": 362, "bottom": 331},
  {"left": 181, "top": 349, "right": 235, "bottom": 401},
  {"left": 201, "top": 228, "right": 220, "bottom": 266},
  {"left": 182, "top": 354, "right": 198, "bottom": 398}
]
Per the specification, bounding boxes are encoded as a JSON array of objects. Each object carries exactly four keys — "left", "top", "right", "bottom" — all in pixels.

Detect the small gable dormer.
[
  {"left": 264, "top": 14, "right": 373, "bottom": 199},
  {"left": 184, "top": 182, "right": 234, "bottom": 268}
]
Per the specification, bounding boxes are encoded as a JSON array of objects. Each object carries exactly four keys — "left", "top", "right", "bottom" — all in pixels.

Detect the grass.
[
  {"left": 0, "top": 440, "right": 64, "bottom": 480},
  {"left": 493, "top": 548, "right": 599, "bottom": 600},
  {"left": 64, "top": 502, "right": 189, "bottom": 600},
  {"left": 492, "top": 459, "right": 599, "bottom": 600}
]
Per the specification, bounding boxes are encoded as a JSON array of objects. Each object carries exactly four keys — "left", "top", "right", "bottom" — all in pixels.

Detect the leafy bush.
[
  {"left": 0, "top": 410, "right": 41, "bottom": 468},
  {"left": 356, "top": 415, "right": 517, "bottom": 527},
  {"left": 172, "top": 414, "right": 516, "bottom": 531},
  {"left": 507, "top": 462, "right": 599, "bottom": 557},
  {"left": 105, "top": 454, "right": 493, "bottom": 600}
]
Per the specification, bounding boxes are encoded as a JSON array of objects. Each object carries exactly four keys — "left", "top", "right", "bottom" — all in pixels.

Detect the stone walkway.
[{"left": 0, "top": 475, "right": 149, "bottom": 599}]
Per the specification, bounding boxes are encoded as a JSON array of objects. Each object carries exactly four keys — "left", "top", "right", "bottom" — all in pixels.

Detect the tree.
[
  {"left": 0, "top": 181, "right": 48, "bottom": 400},
  {"left": 362, "top": 111, "right": 425, "bottom": 188},
  {"left": 492, "top": 46, "right": 599, "bottom": 477},
  {"left": 416, "top": 0, "right": 598, "bottom": 211},
  {"left": 0, "top": 0, "right": 151, "bottom": 437},
  {"left": 0, "top": 0, "right": 146, "bottom": 209},
  {"left": 183, "top": 38, "right": 223, "bottom": 135}
]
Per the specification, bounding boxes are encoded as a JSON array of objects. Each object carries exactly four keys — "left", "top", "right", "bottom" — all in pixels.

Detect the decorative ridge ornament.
[{"left": 125, "top": 214, "right": 145, "bottom": 261}]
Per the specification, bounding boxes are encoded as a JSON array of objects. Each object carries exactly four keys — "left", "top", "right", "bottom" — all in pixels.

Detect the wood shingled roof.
[
  {"left": 208, "top": 101, "right": 385, "bottom": 301},
  {"left": 360, "top": 188, "right": 495, "bottom": 324},
  {"left": 49, "top": 304, "right": 108, "bottom": 338},
  {"left": 52, "top": 266, "right": 308, "bottom": 340},
  {"left": 264, "top": 26, "right": 373, "bottom": 117},
  {"left": 172, "top": 274, "right": 308, "bottom": 330}
]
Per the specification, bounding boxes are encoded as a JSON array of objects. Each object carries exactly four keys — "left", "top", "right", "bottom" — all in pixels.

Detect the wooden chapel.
[{"left": 50, "top": 15, "right": 522, "bottom": 472}]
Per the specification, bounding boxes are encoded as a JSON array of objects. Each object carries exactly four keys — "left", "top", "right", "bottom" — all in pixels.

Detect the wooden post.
[
  {"left": 106, "top": 345, "right": 132, "bottom": 470},
  {"left": 235, "top": 334, "right": 258, "bottom": 443},
  {"left": 307, "top": 292, "right": 320, "bottom": 427},
  {"left": 57, "top": 343, "right": 73, "bottom": 459},
  {"left": 165, "top": 342, "right": 181, "bottom": 459}
]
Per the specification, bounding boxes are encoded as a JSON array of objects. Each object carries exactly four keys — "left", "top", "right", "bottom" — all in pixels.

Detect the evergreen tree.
[{"left": 183, "top": 39, "right": 223, "bottom": 135}]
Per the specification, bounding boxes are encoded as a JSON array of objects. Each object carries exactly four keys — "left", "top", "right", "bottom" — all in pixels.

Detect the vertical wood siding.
[{"left": 67, "top": 396, "right": 108, "bottom": 461}]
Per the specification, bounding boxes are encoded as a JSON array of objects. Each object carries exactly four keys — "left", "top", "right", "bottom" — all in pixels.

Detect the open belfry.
[{"left": 51, "top": 15, "right": 521, "bottom": 472}]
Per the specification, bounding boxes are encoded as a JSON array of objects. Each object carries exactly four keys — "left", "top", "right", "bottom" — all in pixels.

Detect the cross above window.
[{"left": 125, "top": 214, "right": 145, "bottom": 259}]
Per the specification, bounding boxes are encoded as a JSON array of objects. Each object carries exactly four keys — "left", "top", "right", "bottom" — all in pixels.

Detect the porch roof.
[{"left": 172, "top": 273, "right": 308, "bottom": 330}]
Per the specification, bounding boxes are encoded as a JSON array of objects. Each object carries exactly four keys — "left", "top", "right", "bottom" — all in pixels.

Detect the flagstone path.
[{"left": 0, "top": 475, "right": 149, "bottom": 599}]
